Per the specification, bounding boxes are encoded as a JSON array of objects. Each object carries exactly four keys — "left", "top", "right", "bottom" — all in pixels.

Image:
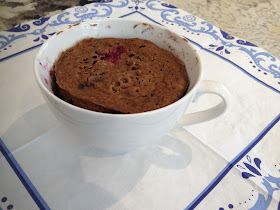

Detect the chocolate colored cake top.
[{"left": 53, "top": 38, "right": 189, "bottom": 114}]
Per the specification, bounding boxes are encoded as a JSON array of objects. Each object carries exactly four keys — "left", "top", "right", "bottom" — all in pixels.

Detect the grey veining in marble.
[{"left": 0, "top": 0, "right": 279, "bottom": 58}]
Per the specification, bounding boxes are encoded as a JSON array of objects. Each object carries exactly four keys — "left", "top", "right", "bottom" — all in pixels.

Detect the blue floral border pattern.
[
  {"left": 146, "top": 0, "right": 280, "bottom": 92},
  {"left": 218, "top": 155, "right": 280, "bottom": 210},
  {"left": 0, "top": 0, "right": 128, "bottom": 53}
]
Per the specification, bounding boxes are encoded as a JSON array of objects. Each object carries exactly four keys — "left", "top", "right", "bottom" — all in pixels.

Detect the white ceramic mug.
[{"left": 34, "top": 19, "right": 230, "bottom": 152}]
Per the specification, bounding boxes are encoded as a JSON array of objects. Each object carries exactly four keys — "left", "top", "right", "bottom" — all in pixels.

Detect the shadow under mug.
[{"left": 34, "top": 19, "right": 230, "bottom": 152}]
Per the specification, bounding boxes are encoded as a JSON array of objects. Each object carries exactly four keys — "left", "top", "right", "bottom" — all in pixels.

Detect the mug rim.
[{"left": 34, "top": 18, "right": 203, "bottom": 117}]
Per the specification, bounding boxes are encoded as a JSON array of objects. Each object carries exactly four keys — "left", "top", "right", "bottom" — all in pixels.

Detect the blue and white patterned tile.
[
  {"left": 235, "top": 156, "right": 280, "bottom": 209},
  {"left": 204, "top": 36, "right": 280, "bottom": 93},
  {"left": 0, "top": 0, "right": 131, "bottom": 61},
  {"left": 194, "top": 115, "right": 280, "bottom": 210},
  {"left": 196, "top": 155, "right": 280, "bottom": 210},
  {"left": 0, "top": 0, "right": 228, "bottom": 60},
  {"left": 143, "top": 0, "right": 221, "bottom": 46}
]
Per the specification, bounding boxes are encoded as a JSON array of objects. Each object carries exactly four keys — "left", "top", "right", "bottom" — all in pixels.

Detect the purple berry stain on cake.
[{"left": 97, "top": 46, "right": 127, "bottom": 64}]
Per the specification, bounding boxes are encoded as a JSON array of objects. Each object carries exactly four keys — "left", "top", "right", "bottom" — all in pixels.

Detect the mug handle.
[{"left": 177, "top": 80, "right": 230, "bottom": 126}]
